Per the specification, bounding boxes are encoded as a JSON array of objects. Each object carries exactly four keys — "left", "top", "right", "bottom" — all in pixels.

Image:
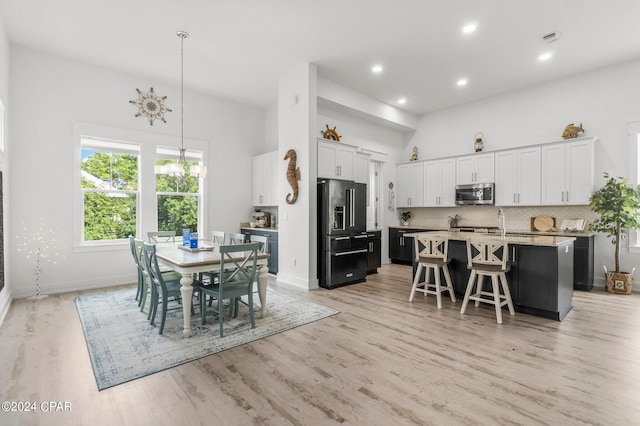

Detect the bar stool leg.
[
  {"left": 434, "top": 266, "right": 443, "bottom": 309},
  {"left": 500, "top": 273, "right": 515, "bottom": 316},
  {"left": 442, "top": 265, "right": 456, "bottom": 302},
  {"left": 474, "top": 275, "right": 484, "bottom": 307},
  {"left": 460, "top": 270, "right": 476, "bottom": 315},
  {"left": 409, "top": 263, "right": 423, "bottom": 302},
  {"left": 491, "top": 275, "right": 503, "bottom": 324}
]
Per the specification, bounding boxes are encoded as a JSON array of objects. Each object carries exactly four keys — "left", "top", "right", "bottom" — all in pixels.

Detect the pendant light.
[{"left": 155, "top": 30, "right": 206, "bottom": 179}]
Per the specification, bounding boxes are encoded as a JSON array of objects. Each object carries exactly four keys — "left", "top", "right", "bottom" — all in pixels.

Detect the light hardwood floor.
[{"left": 1, "top": 263, "right": 639, "bottom": 425}]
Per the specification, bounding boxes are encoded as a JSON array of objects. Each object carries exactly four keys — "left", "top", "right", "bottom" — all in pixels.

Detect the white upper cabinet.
[
  {"left": 423, "top": 158, "right": 456, "bottom": 207},
  {"left": 318, "top": 139, "right": 356, "bottom": 181},
  {"left": 495, "top": 147, "right": 541, "bottom": 206},
  {"left": 397, "top": 162, "right": 424, "bottom": 208},
  {"left": 456, "top": 153, "right": 494, "bottom": 184},
  {"left": 355, "top": 152, "right": 370, "bottom": 184},
  {"left": 541, "top": 138, "right": 594, "bottom": 205},
  {"left": 252, "top": 151, "right": 278, "bottom": 206}
]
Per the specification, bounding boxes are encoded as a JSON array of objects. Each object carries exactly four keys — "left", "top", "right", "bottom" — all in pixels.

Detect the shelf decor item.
[
  {"left": 589, "top": 173, "right": 640, "bottom": 294},
  {"left": 474, "top": 132, "right": 484, "bottom": 152},
  {"left": 321, "top": 124, "right": 341, "bottom": 141},
  {"left": 410, "top": 146, "right": 418, "bottom": 161},
  {"left": 562, "top": 123, "right": 584, "bottom": 139},
  {"left": 401, "top": 211, "right": 412, "bottom": 226}
]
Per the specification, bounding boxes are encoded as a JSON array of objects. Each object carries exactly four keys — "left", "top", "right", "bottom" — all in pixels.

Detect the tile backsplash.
[{"left": 401, "top": 205, "right": 595, "bottom": 231}]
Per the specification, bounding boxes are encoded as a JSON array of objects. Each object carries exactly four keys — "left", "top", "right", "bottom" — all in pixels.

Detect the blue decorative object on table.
[{"left": 182, "top": 229, "right": 190, "bottom": 246}]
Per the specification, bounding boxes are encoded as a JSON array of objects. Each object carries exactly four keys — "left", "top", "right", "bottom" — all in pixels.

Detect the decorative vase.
[{"left": 605, "top": 271, "right": 634, "bottom": 294}]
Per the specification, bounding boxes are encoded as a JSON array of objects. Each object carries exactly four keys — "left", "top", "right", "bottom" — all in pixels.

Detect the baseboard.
[{"left": 276, "top": 273, "right": 313, "bottom": 290}]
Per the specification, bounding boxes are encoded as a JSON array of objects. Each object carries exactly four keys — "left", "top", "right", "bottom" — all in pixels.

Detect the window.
[
  {"left": 73, "top": 122, "right": 207, "bottom": 250},
  {"left": 155, "top": 147, "right": 202, "bottom": 235},
  {"left": 81, "top": 138, "right": 139, "bottom": 242}
]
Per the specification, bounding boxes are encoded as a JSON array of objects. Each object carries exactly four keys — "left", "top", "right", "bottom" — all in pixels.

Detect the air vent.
[{"left": 542, "top": 32, "right": 560, "bottom": 43}]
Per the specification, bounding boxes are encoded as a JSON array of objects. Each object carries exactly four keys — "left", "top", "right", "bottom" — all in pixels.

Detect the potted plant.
[
  {"left": 589, "top": 173, "right": 640, "bottom": 294},
  {"left": 401, "top": 211, "right": 412, "bottom": 226}
]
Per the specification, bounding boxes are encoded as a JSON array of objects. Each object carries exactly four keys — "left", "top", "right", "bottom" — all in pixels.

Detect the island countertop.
[{"left": 405, "top": 230, "right": 575, "bottom": 248}]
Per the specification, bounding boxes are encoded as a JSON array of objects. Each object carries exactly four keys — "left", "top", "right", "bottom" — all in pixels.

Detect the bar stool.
[
  {"left": 460, "top": 238, "right": 515, "bottom": 324},
  {"left": 409, "top": 234, "right": 456, "bottom": 308}
]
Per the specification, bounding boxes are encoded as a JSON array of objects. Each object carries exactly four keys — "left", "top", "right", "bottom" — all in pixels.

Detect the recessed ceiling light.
[
  {"left": 462, "top": 22, "right": 478, "bottom": 34},
  {"left": 371, "top": 64, "right": 383, "bottom": 73},
  {"left": 538, "top": 52, "right": 554, "bottom": 61},
  {"left": 398, "top": 98, "right": 407, "bottom": 104},
  {"left": 457, "top": 78, "right": 468, "bottom": 87}
]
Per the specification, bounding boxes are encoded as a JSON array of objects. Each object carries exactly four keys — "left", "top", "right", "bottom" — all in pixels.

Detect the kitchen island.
[{"left": 407, "top": 231, "right": 576, "bottom": 321}]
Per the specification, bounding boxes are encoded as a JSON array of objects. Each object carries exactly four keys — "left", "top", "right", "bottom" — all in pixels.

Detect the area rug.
[{"left": 76, "top": 287, "right": 338, "bottom": 390}]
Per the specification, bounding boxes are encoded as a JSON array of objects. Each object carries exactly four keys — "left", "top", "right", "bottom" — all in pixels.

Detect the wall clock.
[{"left": 129, "top": 87, "right": 171, "bottom": 125}]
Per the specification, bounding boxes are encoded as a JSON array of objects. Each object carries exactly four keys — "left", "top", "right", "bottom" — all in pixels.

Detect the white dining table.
[{"left": 154, "top": 243, "right": 270, "bottom": 337}]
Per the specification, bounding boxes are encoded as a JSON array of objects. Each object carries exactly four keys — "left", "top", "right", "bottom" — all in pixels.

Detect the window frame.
[
  {"left": 627, "top": 121, "right": 640, "bottom": 253},
  {"left": 73, "top": 122, "right": 207, "bottom": 252}
]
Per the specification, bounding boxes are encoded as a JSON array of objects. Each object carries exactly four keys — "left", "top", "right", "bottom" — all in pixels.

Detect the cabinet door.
[
  {"left": 456, "top": 156, "right": 476, "bottom": 185},
  {"left": 356, "top": 153, "right": 370, "bottom": 184},
  {"left": 541, "top": 143, "right": 567, "bottom": 205},
  {"left": 396, "top": 165, "right": 411, "bottom": 207},
  {"left": 407, "top": 162, "right": 424, "bottom": 207},
  {"left": 252, "top": 156, "right": 265, "bottom": 206},
  {"left": 439, "top": 158, "right": 457, "bottom": 206},
  {"left": 565, "top": 140, "right": 593, "bottom": 204},
  {"left": 318, "top": 141, "right": 338, "bottom": 179},
  {"left": 495, "top": 151, "right": 517, "bottom": 206},
  {"left": 475, "top": 154, "right": 495, "bottom": 183},
  {"left": 337, "top": 145, "right": 356, "bottom": 180},
  {"left": 517, "top": 147, "right": 541, "bottom": 205},
  {"left": 423, "top": 160, "right": 441, "bottom": 207}
]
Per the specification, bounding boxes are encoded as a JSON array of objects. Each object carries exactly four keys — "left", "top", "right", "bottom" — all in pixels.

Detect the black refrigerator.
[{"left": 318, "top": 179, "right": 368, "bottom": 289}]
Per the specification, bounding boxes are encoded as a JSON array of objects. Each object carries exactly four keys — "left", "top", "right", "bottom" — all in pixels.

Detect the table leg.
[
  {"left": 180, "top": 274, "right": 194, "bottom": 337},
  {"left": 258, "top": 264, "right": 268, "bottom": 315}
]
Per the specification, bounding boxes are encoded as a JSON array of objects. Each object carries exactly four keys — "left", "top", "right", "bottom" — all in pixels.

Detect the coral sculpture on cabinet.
[
  {"left": 284, "top": 149, "right": 300, "bottom": 204},
  {"left": 562, "top": 123, "right": 584, "bottom": 139}
]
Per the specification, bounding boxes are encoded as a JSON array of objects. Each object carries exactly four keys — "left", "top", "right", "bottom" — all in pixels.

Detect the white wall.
[
  {"left": 276, "top": 63, "right": 317, "bottom": 289},
  {"left": 407, "top": 58, "right": 640, "bottom": 283},
  {"left": 0, "top": 17, "right": 11, "bottom": 322},
  {"left": 8, "top": 45, "right": 265, "bottom": 298}
]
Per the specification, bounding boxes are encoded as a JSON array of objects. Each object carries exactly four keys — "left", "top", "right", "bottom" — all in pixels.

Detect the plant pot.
[
  {"left": 605, "top": 271, "right": 634, "bottom": 294},
  {"left": 402, "top": 221, "right": 409, "bottom": 226}
]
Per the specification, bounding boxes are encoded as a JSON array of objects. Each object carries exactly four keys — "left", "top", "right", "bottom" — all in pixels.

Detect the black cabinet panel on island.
[
  {"left": 367, "top": 231, "right": 382, "bottom": 274},
  {"left": 389, "top": 227, "right": 432, "bottom": 264}
]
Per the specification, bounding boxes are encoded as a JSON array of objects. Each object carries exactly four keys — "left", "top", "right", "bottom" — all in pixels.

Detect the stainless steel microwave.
[{"left": 455, "top": 183, "right": 495, "bottom": 205}]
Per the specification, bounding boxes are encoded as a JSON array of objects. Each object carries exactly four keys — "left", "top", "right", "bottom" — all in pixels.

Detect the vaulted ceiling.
[{"left": 2, "top": 0, "right": 640, "bottom": 115}]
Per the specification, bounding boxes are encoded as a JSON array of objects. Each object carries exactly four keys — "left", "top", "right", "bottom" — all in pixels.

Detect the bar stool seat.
[
  {"left": 460, "top": 238, "right": 515, "bottom": 324},
  {"left": 409, "top": 234, "right": 456, "bottom": 309}
]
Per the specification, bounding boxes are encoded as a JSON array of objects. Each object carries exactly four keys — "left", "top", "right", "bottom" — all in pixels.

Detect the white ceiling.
[{"left": 2, "top": 0, "right": 640, "bottom": 116}]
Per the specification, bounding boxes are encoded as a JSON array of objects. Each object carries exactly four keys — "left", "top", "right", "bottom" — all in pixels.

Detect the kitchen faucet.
[{"left": 497, "top": 209, "right": 506, "bottom": 238}]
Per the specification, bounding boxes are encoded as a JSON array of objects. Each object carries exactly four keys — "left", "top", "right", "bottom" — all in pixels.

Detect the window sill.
[{"left": 72, "top": 240, "right": 129, "bottom": 254}]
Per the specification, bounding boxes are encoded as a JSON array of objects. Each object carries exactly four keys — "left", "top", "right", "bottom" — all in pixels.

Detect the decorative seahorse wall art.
[{"left": 284, "top": 149, "right": 301, "bottom": 204}]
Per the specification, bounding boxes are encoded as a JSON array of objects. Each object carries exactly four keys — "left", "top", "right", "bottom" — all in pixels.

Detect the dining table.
[{"left": 154, "top": 243, "right": 270, "bottom": 337}]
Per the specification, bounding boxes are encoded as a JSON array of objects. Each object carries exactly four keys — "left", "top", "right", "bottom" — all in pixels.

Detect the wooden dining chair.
[
  {"left": 229, "top": 232, "right": 246, "bottom": 245},
  {"left": 147, "top": 230, "right": 177, "bottom": 244},
  {"left": 211, "top": 230, "right": 226, "bottom": 245},
  {"left": 197, "top": 243, "right": 260, "bottom": 337},
  {"left": 136, "top": 239, "right": 181, "bottom": 318},
  {"left": 129, "top": 236, "right": 144, "bottom": 306},
  {"left": 143, "top": 242, "right": 198, "bottom": 334}
]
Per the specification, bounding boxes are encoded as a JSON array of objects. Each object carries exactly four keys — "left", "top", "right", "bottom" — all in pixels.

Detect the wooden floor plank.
[{"left": 1, "top": 263, "right": 639, "bottom": 425}]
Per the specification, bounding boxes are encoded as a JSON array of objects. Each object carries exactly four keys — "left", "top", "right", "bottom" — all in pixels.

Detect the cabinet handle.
[
  {"left": 517, "top": 193, "right": 520, "bottom": 203},
  {"left": 369, "top": 242, "right": 373, "bottom": 252},
  {"left": 513, "top": 193, "right": 516, "bottom": 203},
  {"left": 566, "top": 191, "right": 569, "bottom": 202}
]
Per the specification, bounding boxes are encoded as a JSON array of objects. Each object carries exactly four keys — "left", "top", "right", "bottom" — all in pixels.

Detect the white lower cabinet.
[
  {"left": 495, "top": 147, "right": 541, "bottom": 206},
  {"left": 423, "top": 158, "right": 456, "bottom": 206}
]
